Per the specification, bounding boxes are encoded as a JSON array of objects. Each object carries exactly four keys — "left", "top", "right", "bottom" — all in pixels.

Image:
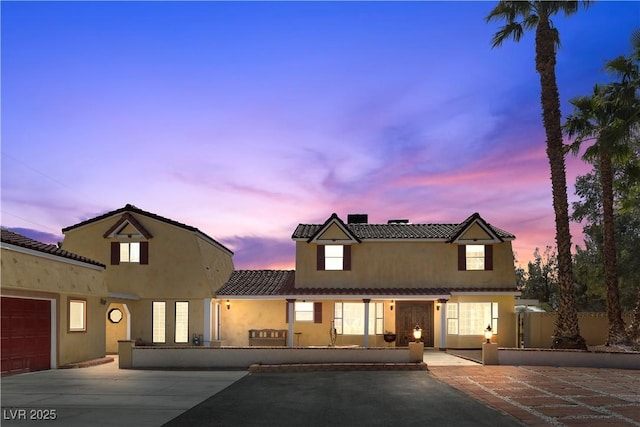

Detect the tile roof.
[
  {"left": 217, "top": 269, "right": 517, "bottom": 297},
  {"left": 1, "top": 228, "right": 105, "bottom": 268},
  {"left": 217, "top": 270, "right": 295, "bottom": 296},
  {"left": 62, "top": 204, "right": 233, "bottom": 255},
  {"left": 292, "top": 213, "right": 515, "bottom": 241}
]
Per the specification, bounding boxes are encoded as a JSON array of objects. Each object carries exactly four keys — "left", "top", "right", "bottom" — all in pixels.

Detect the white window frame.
[
  {"left": 449, "top": 302, "right": 499, "bottom": 336},
  {"left": 294, "top": 302, "right": 314, "bottom": 322},
  {"left": 465, "top": 245, "right": 485, "bottom": 270},
  {"left": 120, "top": 242, "right": 140, "bottom": 263},
  {"left": 333, "top": 302, "right": 383, "bottom": 335},
  {"left": 175, "top": 301, "right": 189, "bottom": 344},
  {"left": 69, "top": 298, "right": 86, "bottom": 332},
  {"left": 152, "top": 301, "right": 166, "bottom": 344},
  {"left": 325, "top": 245, "right": 344, "bottom": 271}
]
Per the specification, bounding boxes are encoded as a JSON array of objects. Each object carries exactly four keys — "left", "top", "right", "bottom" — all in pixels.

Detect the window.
[
  {"left": 108, "top": 308, "right": 123, "bottom": 324},
  {"left": 447, "top": 303, "right": 459, "bottom": 335},
  {"left": 448, "top": 302, "right": 499, "bottom": 336},
  {"left": 175, "top": 302, "right": 189, "bottom": 343},
  {"left": 69, "top": 299, "right": 86, "bottom": 332},
  {"left": 465, "top": 245, "right": 485, "bottom": 270},
  {"left": 317, "top": 245, "right": 351, "bottom": 271},
  {"left": 120, "top": 242, "right": 140, "bottom": 263},
  {"left": 334, "top": 302, "right": 383, "bottom": 335},
  {"left": 110, "top": 241, "right": 149, "bottom": 265},
  {"left": 152, "top": 301, "right": 166, "bottom": 343},
  {"left": 295, "top": 302, "right": 314, "bottom": 322},
  {"left": 458, "top": 244, "right": 493, "bottom": 271}
]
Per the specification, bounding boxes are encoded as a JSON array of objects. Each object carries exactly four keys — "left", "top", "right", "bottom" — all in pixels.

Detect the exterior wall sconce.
[
  {"left": 485, "top": 324, "right": 493, "bottom": 344},
  {"left": 225, "top": 300, "right": 231, "bottom": 310},
  {"left": 390, "top": 300, "right": 394, "bottom": 311},
  {"left": 413, "top": 325, "right": 422, "bottom": 342},
  {"left": 436, "top": 302, "right": 441, "bottom": 311}
]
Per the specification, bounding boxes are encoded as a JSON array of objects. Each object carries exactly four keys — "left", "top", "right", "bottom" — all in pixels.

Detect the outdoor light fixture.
[
  {"left": 226, "top": 300, "right": 231, "bottom": 310},
  {"left": 436, "top": 302, "right": 441, "bottom": 311},
  {"left": 485, "top": 324, "right": 493, "bottom": 344},
  {"left": 413, "top": 325, "right": 422, "bottom": 342},
  {"left": 390, "top": 300, "right": 394, "bottom": 311}
]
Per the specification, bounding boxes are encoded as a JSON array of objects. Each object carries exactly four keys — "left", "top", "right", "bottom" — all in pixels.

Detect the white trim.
[
  {"left": 1, "top": 243, "right": 105, "bottom": 271},
  {"left": 203, "top": 298, "right": 212, "bottom": 346},
  {"left": 451, "top": 218, "right": 503, "bottom": 244},
  {"left": 105, "top": 219, "right": 145, "bottom": 239},
  {"left": 307, "top": 217, "right": 359, "bottom": 244}
]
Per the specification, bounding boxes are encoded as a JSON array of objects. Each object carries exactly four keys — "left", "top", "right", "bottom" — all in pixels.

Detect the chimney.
[{"left": 347, "top": 214, "right": 368, "bottom": 224}]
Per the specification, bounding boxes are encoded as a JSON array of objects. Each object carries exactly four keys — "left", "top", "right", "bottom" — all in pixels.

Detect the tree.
[
  {"left": 520, "top": 246, "right": 559, "bottom": 310},
  {"left": 564, "top": 30, "right": 640, "bottom": 344},
  {"left": 487, "top": 1, "right": 590, "bottom": 349}
]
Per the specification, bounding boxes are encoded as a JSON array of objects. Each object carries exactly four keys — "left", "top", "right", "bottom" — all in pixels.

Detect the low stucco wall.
[
  {"left": 125, "top": 346, "right": 411, "bottom": 369},
  {"left": 498, "top": 348, "right": 640, "bottom": 370}
]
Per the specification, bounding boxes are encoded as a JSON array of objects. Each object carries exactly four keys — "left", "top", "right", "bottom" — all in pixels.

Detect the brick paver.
[{"left": 429, "top": 365, "right": 640, "bottom": 427}]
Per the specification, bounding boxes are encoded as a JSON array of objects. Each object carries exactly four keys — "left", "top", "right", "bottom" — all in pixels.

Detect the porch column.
[
  {"left": 203, "top": 298, "right": 212, "bottom": 346},
  {"left": 439, "top": 299, "right": 448, "bottom": 350},
  {"left": 363, "top": 299, "right": 371, "bottom": 348},
  {"left": 287, "top": 299, "right": 295, "bottom": 347}
]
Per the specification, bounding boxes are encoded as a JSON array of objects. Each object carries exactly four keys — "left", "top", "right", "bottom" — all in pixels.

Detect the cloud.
[{"left": 223, "top": 235, "right": 296, "bottom": 270}]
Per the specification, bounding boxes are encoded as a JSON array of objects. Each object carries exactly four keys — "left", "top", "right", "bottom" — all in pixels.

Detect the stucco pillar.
[
  {"left": 439, "top": 299, "right": 447, "bottom": 350},
  {"left": 118, "top": 340, "right": 134, "bottom": 369},
  {"left": 287, "top": 299, "right": 295, "bottom": 347},
  {"left": 482, "top": 342, "right": 498, "bottom": 365},
  {"left": 203, "top": 298, "right": 212, "bottom": 346},
  {"left": 363, "top": 299, "right": 370, "bottom": 348}
]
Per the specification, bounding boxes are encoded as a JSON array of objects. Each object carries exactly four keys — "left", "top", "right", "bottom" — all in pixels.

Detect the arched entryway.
[{"left": 105, "top": 303, "right": 130, "bottom": 354}]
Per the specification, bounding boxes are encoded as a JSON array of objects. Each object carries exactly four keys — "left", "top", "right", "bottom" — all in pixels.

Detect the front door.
[{"left": 396, "top": 301, "right": 433, "bottom": 347}]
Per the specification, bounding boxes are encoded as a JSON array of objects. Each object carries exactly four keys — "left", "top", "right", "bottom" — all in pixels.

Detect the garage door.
[{"left": 1, "top": 297, "right": 51, "bottom": 376}]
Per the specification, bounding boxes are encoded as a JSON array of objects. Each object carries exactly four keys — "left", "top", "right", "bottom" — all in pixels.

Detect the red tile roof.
[{"left": 1, "top": 228, "right": 105, "bottom": 268}]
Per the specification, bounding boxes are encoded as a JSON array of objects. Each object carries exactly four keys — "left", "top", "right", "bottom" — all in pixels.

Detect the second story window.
[
  {"left": 120, "top": 242, "right": 140, "bottom": 263},
  {"left": 316, "top": 245, "right": 351, "bottom": 271},
  {"left": 111, "top": 241, "right": 149, "bottom": 265},
  {"left": 458, "top": 244, "right": 493, "bottom": 271}
]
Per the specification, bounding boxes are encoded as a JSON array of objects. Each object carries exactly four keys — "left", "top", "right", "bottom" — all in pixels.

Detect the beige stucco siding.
[
  {"left": 295, "top": 241, "right": 515, "bottom": 288},
  {"left": 1, "top": 247, "right": 108, "bottom": 366}
]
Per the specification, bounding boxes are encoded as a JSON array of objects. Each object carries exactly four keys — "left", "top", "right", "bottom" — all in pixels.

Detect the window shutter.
[
  {"left": 316, "top": 245, "right": 325, "bottom": 270},
  {"left": 314, "top": 302, "right": 322, "bottom": 323},
  {"left": 343, "top": 245, "right": 351, "bottom": 271},
  {"left": 140, "top": 241, "right": 149, "bottom": 265},
  {"left": 457, "top": 245, "right": 466, "bottom": 271},
  {"left": 111, "top": 242, "right": 120, "bottom": 265},
  {"left": 485, "top": 245, "right": 493, "bottom": 270}
]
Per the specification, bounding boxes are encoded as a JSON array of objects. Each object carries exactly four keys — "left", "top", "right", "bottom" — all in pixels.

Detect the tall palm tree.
[
  {"left": 563, "top": 85, "right": 633, "bottom": 344},
  {"left": 486, "top": 1, "right": 590, "bottom": 349}
]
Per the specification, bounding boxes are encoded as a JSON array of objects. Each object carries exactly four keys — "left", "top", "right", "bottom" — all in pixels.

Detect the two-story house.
[
  {"left": 216, "top": 212, "right": 519, "bottom": 349},
  {"left": 1, "top": 229, "right": 108, "bottom": 375},
  {"left": 61, "top": 204, "right": 234, "bottom": 352}
]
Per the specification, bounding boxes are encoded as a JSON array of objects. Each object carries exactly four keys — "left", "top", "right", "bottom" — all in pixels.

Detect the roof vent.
[
  {"left": 387, "top": 219, "right": 409, "bottom": 224},
  {"left": 347, "top": 214, "right": 368, "bottom": 224}
]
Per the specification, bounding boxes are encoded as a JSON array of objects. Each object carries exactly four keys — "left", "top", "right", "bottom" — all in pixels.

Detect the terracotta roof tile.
[{"left": 1, "top": 228, "right": 105, "bottom": 268}]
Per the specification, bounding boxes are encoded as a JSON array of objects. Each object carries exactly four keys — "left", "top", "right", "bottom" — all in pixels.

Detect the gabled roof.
[
  {"left": 217, "top": 270, "right": 295, "bottom": 296},
  {"left": 292, "top": 213, "right": 515, "bottom": 241},
  {"left": 304, "top": 213, "right": 361, "bottom": 244},
  {"left": 62, "top": 204, "right": 233, "bottom": 255},
  {"left": 1, "top": 228, "right": 105, "bottom": 268},
  {"left": 103, "top": 212, "right": 153, "bottom": 239}
]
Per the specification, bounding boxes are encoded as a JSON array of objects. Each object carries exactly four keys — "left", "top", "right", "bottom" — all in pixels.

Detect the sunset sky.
[{"left": 2, "top": 1, "right": 639, "bottom": 269}]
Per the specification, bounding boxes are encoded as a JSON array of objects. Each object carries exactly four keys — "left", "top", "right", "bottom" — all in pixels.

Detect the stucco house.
[
  {"left": 1, "top": 229, "right": 107, "bottom": 375},
  {"left": 217, "top": 213, "right": 519, "bottom": 349},
  {"left": 60, "top": 204, "right": 234, "bottom": 352}
]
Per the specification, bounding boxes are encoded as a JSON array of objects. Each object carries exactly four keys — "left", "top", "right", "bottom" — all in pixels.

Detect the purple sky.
[{"left": 2, "top": 1, "right": 638, "bottom": 270}]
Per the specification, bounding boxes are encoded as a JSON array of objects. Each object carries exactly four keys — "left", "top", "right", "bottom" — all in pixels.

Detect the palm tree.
[
  {"left": 563, "top": 85, "right": 633, "bottom": 345},
  {"left": 486, "top": 1, "right": 590, "bottom": 349}
]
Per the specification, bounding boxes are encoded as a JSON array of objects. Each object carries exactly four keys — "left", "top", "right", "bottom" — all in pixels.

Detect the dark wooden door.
[
  {"left": 1, "top": 297, "right": 51, "bottom": 376},
  {"left": 396, "top": 301, "right": 433, "bottom": 347}
]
